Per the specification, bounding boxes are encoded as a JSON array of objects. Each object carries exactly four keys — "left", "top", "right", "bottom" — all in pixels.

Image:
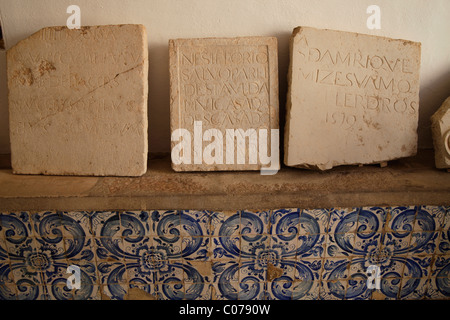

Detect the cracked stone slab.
[
  {"left": 431, "top": 96, "right": 450, "bottom": 170},
  {"left": 7, "top": 25, "right": 148, "bottom": 176},
  {"left": 284, "top": 26, "right": 421, "bottom": 170}
]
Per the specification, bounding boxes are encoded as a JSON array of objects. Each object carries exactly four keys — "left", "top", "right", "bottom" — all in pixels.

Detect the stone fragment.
[
  {"left": 431, "top": 97, "right": 450, "bottom": 170},
  {"left": 284, "top": 26, "right": 421, "bottom": 170},
  {"left": 7, "top": 25, "right": 148, "bottom": 176},
  {"left": 125, "top": 287, "right": 157, "bottom": 300},
  {"left": 371, "top": 290, "right": 387, "bottom": 300},
  {"left": 169, "top": 37, "right": 279, "bottom": 171},
  {"left": 267, "top": 262, "right": 283, "bottom": 281}
]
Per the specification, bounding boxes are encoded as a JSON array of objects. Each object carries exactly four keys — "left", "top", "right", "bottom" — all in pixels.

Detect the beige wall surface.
[{"left": 0, "top": 0, "right": 449, "bottom": 154}]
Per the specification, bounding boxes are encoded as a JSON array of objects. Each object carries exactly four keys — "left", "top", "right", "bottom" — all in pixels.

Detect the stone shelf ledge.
[{"left": 0, "top": 150, "right": 449, "bottom": 211}]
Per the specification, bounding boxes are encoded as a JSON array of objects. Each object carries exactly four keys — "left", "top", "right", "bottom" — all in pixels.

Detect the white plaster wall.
[{"left": 0, "top": 0, "right": 449, "bottom": 154}]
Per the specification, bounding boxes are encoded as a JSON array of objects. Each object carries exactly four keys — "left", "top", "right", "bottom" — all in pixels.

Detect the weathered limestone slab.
[
  {"left": 7, "top": 25, "right": 148, "bottom": 176},
  {"left": 284, "top": 26, "right": 421, "bottom": 170},
  {"left": 169, "top": 37, "right": 279, "bottom": 171},
  {"left": 431, "top": 97, "right": 450, "bottom": 170}
]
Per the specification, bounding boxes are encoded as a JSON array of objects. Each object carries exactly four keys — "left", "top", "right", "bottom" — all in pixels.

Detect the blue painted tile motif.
[{"left": 0, "top": 206, "right": 448, "bottom": 300}]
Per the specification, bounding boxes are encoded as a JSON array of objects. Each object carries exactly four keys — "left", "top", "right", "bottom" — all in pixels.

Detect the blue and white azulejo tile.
[{"left": 0, "top": 207, "right": 448, "bottom": 300}]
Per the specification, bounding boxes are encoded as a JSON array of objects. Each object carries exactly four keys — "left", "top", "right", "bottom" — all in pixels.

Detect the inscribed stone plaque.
[
  {"left": 431, "top": 97, "right": 450, "bottom": 170},
  {"left": 169, "top": 37, "right": 279, "bottom": 171},
  {"left": 7, "top": 25, "right": 148, "bottom": 176},
  {"left": 284, "top": 26, "right": 421, "bottom": 170}
]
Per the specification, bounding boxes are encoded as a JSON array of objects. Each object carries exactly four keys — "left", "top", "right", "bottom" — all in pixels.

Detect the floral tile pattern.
[{"left": 0, "top": 206, "right": 448, "bottom": 300}]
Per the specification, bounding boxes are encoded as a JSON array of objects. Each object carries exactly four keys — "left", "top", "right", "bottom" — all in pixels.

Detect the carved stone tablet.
[
  {"left": 7, "top": 25, "right": 148, "bottom": 176},
  {"left": 285, "top": 26, "right": 421, "bottom": 170},
  {"left": 169, "top": 37, "right": 279, "bottom": 171},
  {"left": 431, "top": 97, "right": 450, "bottom": 170}
]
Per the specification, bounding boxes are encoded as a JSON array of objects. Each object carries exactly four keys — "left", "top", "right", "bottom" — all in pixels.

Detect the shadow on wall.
[
  {"left": 147, "top": 41, "right": 171, "bottom": 153},
  {"left": 0, "top": 47, "right": 8, "bottom": 154},
  {"left": 274, "top": 30, "right": 292, "bottom": 163},
  {"left": 0, "top": 24, "right": 4, "bottom": 49}
]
